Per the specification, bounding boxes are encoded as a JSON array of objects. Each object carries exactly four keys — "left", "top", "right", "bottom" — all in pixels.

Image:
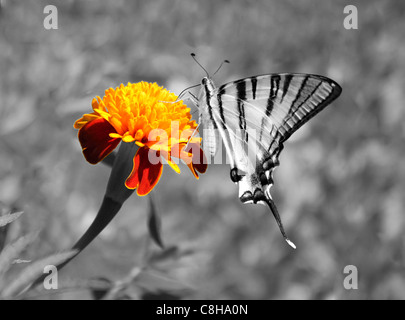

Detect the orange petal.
[
  {"left": 125, "top": 147, "right": 163, "bottom": 196},
  {"left": 160, "top": 149, "right": 181, "bottom": 174},
  {"left": 73, "top": 113, "right": 101, "bottom": 129},
  {"left": 78, "top": 118, "right": 121, "bottom": 164}
]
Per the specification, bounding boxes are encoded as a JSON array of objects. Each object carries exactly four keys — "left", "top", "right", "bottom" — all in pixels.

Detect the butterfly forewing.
[{"left": 217, "top": 74, "right": 342, "bottom": 145}]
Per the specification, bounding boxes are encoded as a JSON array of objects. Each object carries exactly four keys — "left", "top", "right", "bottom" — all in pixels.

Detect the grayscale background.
[{"left": 1, "top": 0, "right": 404, "bottom": 299}]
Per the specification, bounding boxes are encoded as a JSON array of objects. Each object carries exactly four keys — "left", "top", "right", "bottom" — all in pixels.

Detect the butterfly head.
[
  {"left": 201, "top": 77, "right": 216, "bottom": 95},
  {"left": 191, "top": 53, "right": 229, "bottom": 89},
  {"left": 201, "top": 77, "right": 209, "bottom": 86}
]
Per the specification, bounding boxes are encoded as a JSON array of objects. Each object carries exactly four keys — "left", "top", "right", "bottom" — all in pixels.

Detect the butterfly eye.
[{"left": 201, "top": 78, "right": 207, "bottom": 85}]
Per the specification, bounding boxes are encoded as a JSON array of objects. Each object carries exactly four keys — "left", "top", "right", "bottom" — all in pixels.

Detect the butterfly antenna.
[
  {"left": 191, "top": 53, "right": 210, "bottom": 78},
  {"left": 212, "top": 59, "right": 230, "bottom": 77},
  {"left": 266, "top": 198, "right": 296, "bottom": 249}
]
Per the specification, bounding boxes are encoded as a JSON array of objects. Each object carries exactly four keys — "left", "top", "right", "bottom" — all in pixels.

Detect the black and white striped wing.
[{"left": 211, "top": 73, "right": 342, "bottom": 248}]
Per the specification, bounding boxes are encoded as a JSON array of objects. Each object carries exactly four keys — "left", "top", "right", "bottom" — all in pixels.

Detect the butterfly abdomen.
[{"left": 203, "top": 120, "right": 220, "bottom": 156}]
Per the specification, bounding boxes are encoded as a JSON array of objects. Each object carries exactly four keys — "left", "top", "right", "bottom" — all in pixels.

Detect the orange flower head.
[{"left": 74, "top": 82, "right": 207, "bottom": 196}]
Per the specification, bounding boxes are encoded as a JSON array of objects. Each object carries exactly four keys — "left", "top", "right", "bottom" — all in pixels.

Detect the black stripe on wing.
[
  {"left": 251, "top": 77, "right": 257, "bottom": 100},
  {"left": 281, "top": 74, "right": 293, "bottom": 102},
  {"left": 217, "top": 93, "right": 226, "bottom": 129},
  {"left": 266, "top": 75, "right": 280, "bottom": 116},
  {"left": 236, "top": 81, "right": 248, "bottom": 141},
  {"left": 236, "top": 81, "right": 247, "bottom": 131},
  {"left": 289, "top": 75, "right": 309, "bottom": 115}
]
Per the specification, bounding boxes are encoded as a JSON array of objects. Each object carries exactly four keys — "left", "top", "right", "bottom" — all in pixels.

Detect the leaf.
[
  {"left": 1, "top": 250, "right": 78, "bottom": 299},
  {"left": 148, "top": 245, "right": 195, "bottom": 265},
  {"left": 21, "top": 278, "right": 114, "bottom": 300},
  {"left": 147, "top": 193, "right": 164, "bottom": 249},
  {"left": 0, "top": 211, "right": 23, "bottom": 228},
  {"left": 0, "top": 231, "right": 39, "bottom": 281},
  {"left": 135, "top": 270, "right": 193, "bottom": 294}
]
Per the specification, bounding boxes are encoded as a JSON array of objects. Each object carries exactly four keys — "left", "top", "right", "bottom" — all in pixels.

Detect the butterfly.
[{"left": 185, "top": 54, "right": 342, "bottom": 249}]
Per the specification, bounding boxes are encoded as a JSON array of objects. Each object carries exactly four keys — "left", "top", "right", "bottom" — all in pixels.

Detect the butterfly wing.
[{"left": 208, "top": 73, "right": 342, "bottom": 248}]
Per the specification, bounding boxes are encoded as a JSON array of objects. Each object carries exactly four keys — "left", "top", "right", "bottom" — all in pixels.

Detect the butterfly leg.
[
  {"left": 182, "top": 91, "right": 199, "bottom": 106},
  {"left": 166, "top": 91, "right": 199, "bottom": 106},
  {"left": 184, "top": 123, "right": 200, "bottom": 151}
]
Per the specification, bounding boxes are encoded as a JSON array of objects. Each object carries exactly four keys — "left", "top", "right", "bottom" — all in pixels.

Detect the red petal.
[
  {"left": 191, "top": 146, "right": 208, "bottom": 174},
  {"left": 183, "top": 143, "right": 208, "bottom": 178},
  {"left": 78, "top": 118, "right": 121, "bottom": 164},
  {"left": 125, "top": 147, "right": 163, "bottom": 196}
]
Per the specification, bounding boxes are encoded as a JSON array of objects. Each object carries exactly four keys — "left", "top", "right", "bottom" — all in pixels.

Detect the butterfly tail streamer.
[{"left": 265, "top": 196, "right": 296, "bottom": 249}]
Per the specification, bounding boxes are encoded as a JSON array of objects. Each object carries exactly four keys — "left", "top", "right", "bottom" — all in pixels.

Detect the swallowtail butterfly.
[{"left": 187, "top": 54, "right": 342, "bottom": 249}]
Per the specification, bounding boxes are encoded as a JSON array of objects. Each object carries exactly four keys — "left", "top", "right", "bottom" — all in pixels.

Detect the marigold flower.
[{"left": 74, "top": 82, "right": 207, "bottom": 196}]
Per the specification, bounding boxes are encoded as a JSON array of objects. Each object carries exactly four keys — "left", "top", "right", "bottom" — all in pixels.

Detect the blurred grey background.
[{"left": 1, "top": 0, "right": 405, "bottom": 299}]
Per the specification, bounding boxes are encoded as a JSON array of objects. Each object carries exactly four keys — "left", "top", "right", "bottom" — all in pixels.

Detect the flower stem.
[{"left": 30, "top": 142, "right": 138, "bottom": 290}]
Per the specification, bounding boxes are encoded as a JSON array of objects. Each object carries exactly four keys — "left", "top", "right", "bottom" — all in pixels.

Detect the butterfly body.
[{"left": 193, "top": 72, "right": 342, "bottom": 249}]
